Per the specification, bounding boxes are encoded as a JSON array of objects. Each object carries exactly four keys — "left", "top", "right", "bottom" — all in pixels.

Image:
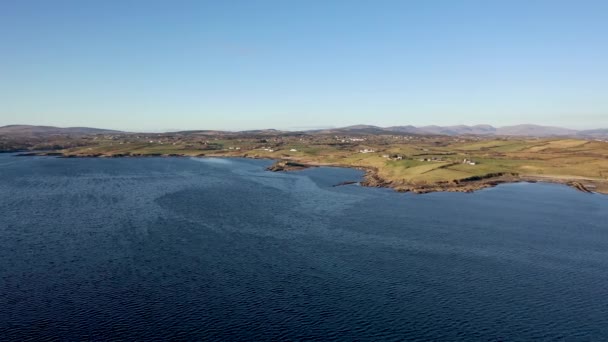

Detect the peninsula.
[{"left": 3, "top": 124, "right": 608, "bottom": 194}]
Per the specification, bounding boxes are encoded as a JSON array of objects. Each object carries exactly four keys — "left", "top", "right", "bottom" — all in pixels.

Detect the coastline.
[
  {"left": 267, "top": 160, "right": 601, "bottom": 194},
  {"left": 13, "top": 150, "right": 606, "bottom": 195}
]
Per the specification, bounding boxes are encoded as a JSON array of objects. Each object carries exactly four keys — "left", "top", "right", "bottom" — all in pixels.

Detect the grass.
[{"left": 57, "top": 137, "right": 608, "bottom": 191}]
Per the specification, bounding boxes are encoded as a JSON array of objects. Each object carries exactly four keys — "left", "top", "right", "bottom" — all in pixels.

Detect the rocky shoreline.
[
  {"left": 266, "top": 161, "right": 310, "bottom": 172},
  {"left": 265, "top": 160, "right": 603, "bottom": 194},
  {"left": 359, "top": 168, "right": 523, "bottom": 194},
  {"left": 12, "top": 151, "right": 605, "bottom": 195}
]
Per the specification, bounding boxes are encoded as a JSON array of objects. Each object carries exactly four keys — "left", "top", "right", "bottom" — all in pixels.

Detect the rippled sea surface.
[{"left": 1, "top": 154, "right": 608, "bottom": 341}]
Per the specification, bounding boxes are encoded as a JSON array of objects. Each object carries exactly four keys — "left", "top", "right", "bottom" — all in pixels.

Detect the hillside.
[
  {"left": 320, "top": 124, "right": 607, "bottom": 138},
  {"left": 0, "top": 125, "right": 122, "bottom": 136},
  {"left": 2, "top": 123, "right": 608, "bottom": 139}
]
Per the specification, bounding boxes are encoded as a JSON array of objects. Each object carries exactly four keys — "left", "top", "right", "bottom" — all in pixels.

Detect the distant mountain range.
[
  {"left": 309, "top": 124, "right": 607, "bottom": 138},
  {"left": 1, "top": 124, "right": 607, "bottom": 138},
  {"left": 0, "top": 125, "right": 122, "bottom": 136}
]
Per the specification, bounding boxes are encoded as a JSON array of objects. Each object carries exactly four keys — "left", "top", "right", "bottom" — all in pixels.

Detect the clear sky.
[{"left": 1, "top": 0, "right": 607, "bottom": 131}]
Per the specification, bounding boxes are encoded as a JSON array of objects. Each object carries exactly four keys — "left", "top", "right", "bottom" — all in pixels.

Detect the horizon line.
[{"left": 1, "top": 122, "right": 607, "bottom": 133}]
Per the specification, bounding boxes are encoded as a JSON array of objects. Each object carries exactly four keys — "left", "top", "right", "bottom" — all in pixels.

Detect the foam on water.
[{"left": 190, "top": 156, "right": 236, "bottom": 165}]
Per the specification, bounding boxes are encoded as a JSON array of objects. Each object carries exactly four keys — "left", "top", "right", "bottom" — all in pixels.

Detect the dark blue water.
[{"left": 1, "top": 154, "right": 608, "bottom": 341}]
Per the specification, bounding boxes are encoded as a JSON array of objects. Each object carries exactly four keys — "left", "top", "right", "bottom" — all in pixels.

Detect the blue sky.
[{"left": 1, "top": 0, "right": 607, "bottom": 131}]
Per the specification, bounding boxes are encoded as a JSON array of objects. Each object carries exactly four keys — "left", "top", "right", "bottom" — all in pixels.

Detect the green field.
[{"left": 55, "top": 136, "right": 608, "bottom": 193}]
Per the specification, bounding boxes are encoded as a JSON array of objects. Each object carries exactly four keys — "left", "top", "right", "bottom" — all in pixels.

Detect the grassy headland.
[{"left": 12, "top": 132, "right": 608, "bottom": 194}]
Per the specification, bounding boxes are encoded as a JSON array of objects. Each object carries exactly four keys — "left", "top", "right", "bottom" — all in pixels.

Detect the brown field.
[{"left": 39, "top": 134, "right": 608, "bottom": 194}]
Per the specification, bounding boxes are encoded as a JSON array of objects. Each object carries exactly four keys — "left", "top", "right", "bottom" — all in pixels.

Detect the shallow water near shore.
[{"left": 1, "top": 154, "right": 608, "bottom": 340}]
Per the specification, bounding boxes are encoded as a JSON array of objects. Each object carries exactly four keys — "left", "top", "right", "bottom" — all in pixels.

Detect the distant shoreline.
[{"left": 12, "top": 151, "right": 604, "bottom": 195}]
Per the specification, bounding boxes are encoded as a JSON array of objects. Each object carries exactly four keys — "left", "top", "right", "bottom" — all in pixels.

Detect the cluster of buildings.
[
  {"left": 335, "top": 136, "right": 367, "bottom": 143},
  {"left": 419, "top": 157, "right": 444, "bottom": 162},
  {"left": 382, "top": 154, "right": 404, "bottom": 160}
]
